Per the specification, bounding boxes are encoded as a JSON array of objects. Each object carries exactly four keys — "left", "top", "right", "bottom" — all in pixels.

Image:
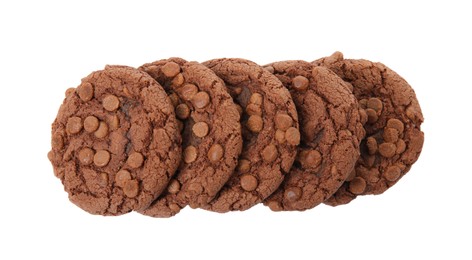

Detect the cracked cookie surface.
[
  {"left": 138, "top": 58, "right": 242, "bottom": 217},
  {"left": 48, "top": 65, "right": 181, "bottom": 215},
  {"left": 263, "top": 61, "right": 365, "bottom": 211},
  {"left": 202, "top": 58, "right": 300, "bottom": 212},
  {"left": 314, "top": 52, "right": 424, "bottom": 206}
]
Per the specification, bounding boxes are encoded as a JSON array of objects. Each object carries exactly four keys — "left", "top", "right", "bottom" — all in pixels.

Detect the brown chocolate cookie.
[
  {"left": 48, "top": 65, "right": 182, "bottom": 215},
  {"left": 262, "top": 61, "right": 365, "bottom": 211},
  {"left": 313, "top": 52, "right": 424, "bottom": 206},
  {"left": 138, "top": 58, "right": 243, "bottom": 217},
  {"left": 202, "top": 58, "right": 300, "bottom": 212}
]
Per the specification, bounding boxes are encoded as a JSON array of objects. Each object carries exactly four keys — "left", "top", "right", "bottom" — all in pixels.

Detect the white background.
[{"left": 1, "top": 0, "right": 470, "bottom": 259}]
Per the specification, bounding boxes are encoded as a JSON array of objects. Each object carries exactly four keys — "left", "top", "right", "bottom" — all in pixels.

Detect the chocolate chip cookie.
[
  {"left": 202, "top": 58, "right": 300, "bottom": 212},
  {"left": 313, "top": 52, "right": 424, "bottom": 206},
  {"left": 48, "top": 65, "right": 182, "bottom": 215},
  {"left": 138, "top": 58, "right": 243, "bottom": 217},
  {"left": 263, "top": 61, "right": 365, "bottom": 211}
]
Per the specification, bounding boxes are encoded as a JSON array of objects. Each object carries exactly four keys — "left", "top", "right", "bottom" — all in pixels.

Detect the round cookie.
[
  {"left": 262, "top": 61, "right": 365, "bottom": 211},
  {"left": 47, "top": 65, "right": 182, "bottom": 216},
  {"left": 313, "top": 52, "right": 424, "bottom": 206},
  {"left": 138, "top": 58, "right": 243, "bottom": 217},
  {"left": 202, "top": 58, "right": 300, "bottom": 213}
]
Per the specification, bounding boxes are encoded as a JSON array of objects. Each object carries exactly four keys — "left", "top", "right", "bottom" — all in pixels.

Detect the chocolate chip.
[
  {"left": 396, "top": 139, "right": 406, "bottom": 154},
  {"left": 171, "top": 73, "right": 185, "bottom": 87},
  {"left": 84, "top": 116, "right": 99, "bottom": 133},
  {"left": 208, "top": 144, "right": 224, "bottom": 163},
  {"left": 183, "top": 146, "right": 197, "bottom": 163},
  {"left": 66, "top": 117, "right": 83, "bottom": 135},
  {"left": 78, "top": 148, "right": 94, "bottom": 165},
  {"left": 261, "top": 144, "right": 277, "bottom": 162},
  {"left": 77, "top": 82, "right": 94, "bottom": 102},
  {"left": 65, "top": 88, "right": 75, "bottom": 97},
  {"left": 275, "top": 113, "right": 293, "bottom": 131},
  {"left": 366, "top": 108, "right": 379, "bottom": 124},
  {"left": 249, "top": 93, "right": 263, "bottom": 106},
  {"left": 367, "top": 98, "right": 383, "bottom": 112},
  {"left": 383, "top": 127, "right": 399, "bottom": 143},
  {"left": 349, "top": 177, "right": 366, "bottom": 194},
  {"left": 175, "top": 103, "right": 190, "bottom": 119},
  {"left": 284, "top": 187, "right": 302, "bottom": 201},
  {"left": 102, "top": 95, "right": 120, "bottom": 111},
  {"left": 359, "top": 109, "right": 368, "bottom": 125},
  {"left": 167, "top": 179, "right": 181, "bottom": 194},
  {"left": 267, "top": 201, "right": 282, "bottom": 212},
  {"left": 168, "top": 93, "right": 180, "bottom": 107},
  {"left": 127, "top": 152, "right": 144, "bottom": 169},
  {"left": 94, "top": 121, "right": 108, "bottom": 139},
  {"left": 275, "top": 130, "right": 286, "bottom": 144},
  {"left": 192, "top": 122, "right": 209, "bottom": 138},
  {"left": 240, "top": 174, "right": 258, "bottom": 191},
  {"left": 245, "top": 104, "right": 262, "bottom": 116},
  {"left": 161, "top": 62, "right": 181, "bottom": 78},
  {"left": 387, "top": 118, "right": 405, "bottom": 134},
  {"left": 367, "top": 168, "right": 381, "bottom": 183},
  {"left": 192, "top": 91, "right": 210, "bottom": 109},
  {"left": 378, "top": 142, "right": 396, "bottom": 158},
  {"left": 93, "top": 150, "right": 110, "bottom": 167},
  {"left": 108, "top": 115, "right": 120, "bottom": 131},
  {"left": 180, "top": 84, "right": 198, "bottom": 101},
  {"left": 247, "top": 115, "right": 263, "bottom": 133},
  {"left": 285, "top": 127, "right": 300, "bottom": 145},
  {"left": 123, "top": 179, "right": 139, "bottom": 198},
  {"left": 115, "top": 170, "right": 131, "bottom": 188},
  {"left": 292, "top": 75, "right": 309, "bottom": 91},
  {"left": 298, "top": 149, "right": 321, "bottom": 169},
  {"left": 237, "top": 159, "right": 251, "bottom": 173},
  {"left": 384, "top": 166, "right": 401, "bottom": 181}
]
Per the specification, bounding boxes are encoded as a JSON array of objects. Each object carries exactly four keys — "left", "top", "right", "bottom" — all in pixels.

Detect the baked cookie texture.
[
  {"left": 202, "top": 58, "right": 300, "bottom": 213},
  {"left": 138, "top": 58, "right": 242, "bottom": 217},
  {"left": 263, "top": 60, "right": 365, "bottom": 211},
  {"left": 313, "top": 52, "right": 424, "bottom": 206},
  {"left": 49, "top": 53, "right": 424, "bottom": 216},
  {"left": 48, "top": 65, "right": 181, "bottom": 215}
]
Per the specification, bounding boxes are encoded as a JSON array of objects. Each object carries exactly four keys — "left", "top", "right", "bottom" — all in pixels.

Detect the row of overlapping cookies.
[{"left": 48, "top": 52, "right": 424, "bottom": 217}]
